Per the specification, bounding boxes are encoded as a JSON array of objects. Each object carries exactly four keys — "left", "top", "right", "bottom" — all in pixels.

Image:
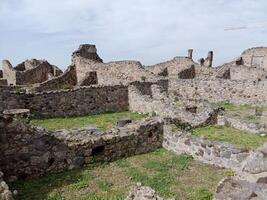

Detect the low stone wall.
[
  {"left": 129, "top": 82, "right": 220, "bottom": 128},
  {"left": 0, "top": 116, "right": 163, "bottom": 178},
  {"left": 218, "top": 114, "right": 266, "bottom": 134},
  {"left": 0, "top": 85, "right": 129, "bottom": 117},
  {"left": 169, "top": 79, "right": 267, "bottom": 104},
  {"left": 163, "top": 124, "right": 267, "bottom": 185},
  {"left": 215, "top": 177, "right": 267, "bottom": 200},
  {"left": 163, "top": 124, "right": 250, "bottom": 170},
  {"left": 0, "top": 171, "right": 14, "bottom": 200}
]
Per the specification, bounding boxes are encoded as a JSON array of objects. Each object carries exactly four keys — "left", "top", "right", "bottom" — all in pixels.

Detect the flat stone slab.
[
  {"left": 3, "top": 109, "right": 30, "bottom": 115},
  {"left": 116, "top": 118, "right": 132, "bottom": 127}
]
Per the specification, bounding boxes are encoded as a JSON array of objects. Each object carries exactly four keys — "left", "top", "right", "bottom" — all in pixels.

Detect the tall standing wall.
[{"left": 169, "top": 79, "right": 267, "bottom": 104}]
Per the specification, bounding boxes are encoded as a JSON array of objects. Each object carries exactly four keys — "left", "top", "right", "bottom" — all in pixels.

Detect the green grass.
[
  {"left": 211, "top": 101, "right": 254, "bottom": 112},
  {"left": 30, "top": 112, "right": 147, "bottom": 131},
  {"left": 242, "top": 115, "right": 261, "bottom": 123},
  {"left": 13, "top": 149, "right": 228, "bottom": 200},
  {"left": 192, "top": 125, "right": 267, "bottom": 150}
]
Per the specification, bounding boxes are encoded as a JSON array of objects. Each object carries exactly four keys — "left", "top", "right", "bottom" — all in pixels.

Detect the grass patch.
[
  {"left": 211, "top": 102, "right": 267, "bottom": 124},
  {"left": 13, "top": 149, "right": 227, "bottom": 200},
  {"left": 211, "top": 101, "right": 254, "bottom": 112},
  {"left": 242, "top": 115, "right": 261, "bottom": 123},
  {"left": 192, "top": 125, "right": 267, "bottom": 150},
  {"left": 30, "top": 112, "right": 147, "bottom": 131}
]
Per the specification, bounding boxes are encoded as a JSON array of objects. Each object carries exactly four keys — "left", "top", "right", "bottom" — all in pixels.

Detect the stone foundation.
[
  {"left": 0, "top": 115, "right": 163, "bottom": 178},
  {"left": 218, "top": 114, "right": 266, "bottom": 134}
]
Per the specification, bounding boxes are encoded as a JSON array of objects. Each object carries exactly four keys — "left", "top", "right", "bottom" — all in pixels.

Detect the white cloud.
[{"left": 0, "top": 0, "right": 267, "bottom": 68}]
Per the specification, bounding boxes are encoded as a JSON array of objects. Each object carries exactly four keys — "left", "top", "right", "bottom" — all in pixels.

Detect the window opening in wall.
[
  {"left": 92, "top": 145, "right": 105, "bottom": 156},
  {"left": 251, "top": 56, "right": 264, "bottom": 68}
]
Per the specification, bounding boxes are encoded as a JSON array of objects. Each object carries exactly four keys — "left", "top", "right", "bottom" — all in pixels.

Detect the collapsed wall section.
[{"left": 33, "top": 65, "right": 77, "bottom": 91}]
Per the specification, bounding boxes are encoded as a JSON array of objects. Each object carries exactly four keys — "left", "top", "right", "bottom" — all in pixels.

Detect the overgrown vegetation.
[
  {"left": 30, "top": 112, "right": 147, "bottom": 131},
  {"left": 13, "top": 149, "right": 228, "bottom": 200},
  {"left": 192, "top": 125, "right": 267, "bottom": 150}
]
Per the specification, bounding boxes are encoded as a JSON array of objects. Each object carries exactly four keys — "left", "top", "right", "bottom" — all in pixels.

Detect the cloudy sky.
[{"left": 0, "top": 0, "right": 267, "bottom": 69}]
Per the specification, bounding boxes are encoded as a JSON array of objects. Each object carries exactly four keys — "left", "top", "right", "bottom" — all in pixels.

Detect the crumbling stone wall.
[
  {"left": 33, "top": 65, "right": 77, "bottom": 91},
  {"left": 218, "top": 114, "right": 266, "bottom": 134},
  {"left": 163, "top": 124, "right": 250, "bottom": 170},
  {"left": 72, "top": 45, "right": 157, "bottom": 85},
  {"left": 0, "top": 85, "right": 129, "bottom": 117},
  {"left": 15, "top": 61, "right": 62, "bottom": 85},
  {"left": 0, "top": 116, "right": 163, "bottom": 178},
  {"left": 2, "top": 59, "right": 62, "bottom": 86},
  {"left": 129, "top": 81, "right": 220, "bottom": 127},
  {"left": 169, "top": 79, "right": 267, "bottom": 104},
  {"left": 241, "top": 47, "right": 267, "bottom": 70},
  {"left": 79, "top": 71, "right": 98, "bottom": 86},
  {"left": 2, "top": 60, "right": 16, "bottom": 85},
  {"left": 146, "top": 56, "right": 196, "bottom": 77},
  {"left": 178, "top": 65, "right": 195, "bottom": 79},
  {"left": 230, "top": 65, "right": 267, "bottom": 80}
]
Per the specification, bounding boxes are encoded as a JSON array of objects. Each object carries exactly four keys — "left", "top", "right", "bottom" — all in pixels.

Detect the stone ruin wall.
[
  {"left": 163, "top": 124, "right": 250, "bottom": 171},
  {"left": 230, "top": 65, "right": 267, "bottom": 80},
  {"left": 15, "top": 62, "right": 58, "bottom": 85},
  {"left": 169, "top": 79, "right": 267, "bottom": 105},
  {"left": 0, "top": 115, "right": 163, "bottom": 179},
  {"left": 73, "top": 57, "right": 157, "bottom": 86},
  {"left": 1, "top": 60, "right": 62, "bottom": 86},
  {"left": 33, "top": 65, "right": 77, "bottom": 91},
  {"left": 2, "top": 61, "right": 16, "bottom": 85},
  {"left": 163, "top": 124, "right": 267, "bottom": 188},
  {"left": 0, "top": 85, "right": 129, "bottom": 117},
  {"left": 241, "top": 47, "right": 267, "bottom": 70}
]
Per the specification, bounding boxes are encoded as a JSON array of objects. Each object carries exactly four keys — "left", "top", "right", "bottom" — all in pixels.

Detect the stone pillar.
[
  {"left": 188, "top": 49, "right": 193, "bottom": 59},
  {"left": 207, "top": 51, "right": 213, "bottom": 67}
]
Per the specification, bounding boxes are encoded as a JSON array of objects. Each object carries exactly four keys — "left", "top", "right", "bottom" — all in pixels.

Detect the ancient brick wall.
[
  {"left": 0, "top": 85, "right": 129, "bottom": 117},
  {"left": 0, "top": 116, "right": 163, "bottom": 178},
  {"left": 169, "top": 79, "right": 267, "bottom": 104}
]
